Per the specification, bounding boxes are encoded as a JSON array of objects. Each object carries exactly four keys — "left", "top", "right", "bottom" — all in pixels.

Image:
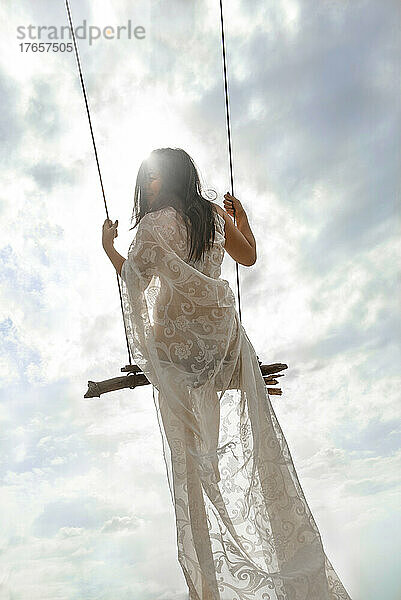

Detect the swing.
[
  {"left": 63, "top": 5, "right": 354, "bottom": 600},
  {"left": 64, "top": 0, "right": 288, "bottom": 399}
]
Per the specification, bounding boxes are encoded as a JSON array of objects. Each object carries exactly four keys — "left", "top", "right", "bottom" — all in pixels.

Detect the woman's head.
[{"left": 130, "top": 147, "right": 218, "bottom": 264}]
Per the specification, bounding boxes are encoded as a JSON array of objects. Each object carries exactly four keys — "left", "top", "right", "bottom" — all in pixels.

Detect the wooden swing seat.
[{"left": 84, "top": 360, "right": 288, "bottom": 398}]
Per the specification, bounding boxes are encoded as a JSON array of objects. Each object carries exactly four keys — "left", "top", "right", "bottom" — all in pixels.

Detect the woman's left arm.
[{"left": 102, "top": 218, "right": 126, "bottom": 276}]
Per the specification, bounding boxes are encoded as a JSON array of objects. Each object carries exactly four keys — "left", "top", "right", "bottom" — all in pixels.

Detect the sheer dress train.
[{"left": 120, "top": 206, "right": 352, "bottom": 600}]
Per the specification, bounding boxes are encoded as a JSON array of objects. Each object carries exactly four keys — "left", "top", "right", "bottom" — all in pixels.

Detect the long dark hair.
[{"left": 129, "top": 147, "right": 218, "bottom": 264}]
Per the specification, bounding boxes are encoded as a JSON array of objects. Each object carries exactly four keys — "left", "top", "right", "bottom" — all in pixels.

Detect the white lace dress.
[{"left": 120, "top": 205, "right": 352, "bottom": 600}]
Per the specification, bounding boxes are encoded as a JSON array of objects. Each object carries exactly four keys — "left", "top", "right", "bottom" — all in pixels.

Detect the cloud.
[
  {"left": 0, "top": 71, "right": 24, "bottom": 164},
  {"left": 33, "top": 496, "right": 113, "bottom": 537},
  {"left": 101, "top": 515, "right": 142, "bottom": 533}
]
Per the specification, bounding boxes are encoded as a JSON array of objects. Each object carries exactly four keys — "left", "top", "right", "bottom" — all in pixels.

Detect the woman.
[{"left": 102, "top": 148, "right": 352, "bottom": 600}]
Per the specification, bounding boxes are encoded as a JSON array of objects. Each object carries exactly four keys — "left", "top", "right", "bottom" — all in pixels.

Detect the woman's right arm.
[{"left": 213, "top": 195, "right": 257, "bottom": 266}]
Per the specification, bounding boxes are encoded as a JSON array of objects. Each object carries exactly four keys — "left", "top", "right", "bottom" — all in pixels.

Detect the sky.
[{"left": 0, "top": 0, "right": 400, "bottom": 598}]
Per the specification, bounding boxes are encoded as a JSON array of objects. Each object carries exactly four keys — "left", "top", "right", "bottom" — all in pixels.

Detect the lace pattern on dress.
[{"left": 120, "top": 205, "right": 352, "bottom": 600}]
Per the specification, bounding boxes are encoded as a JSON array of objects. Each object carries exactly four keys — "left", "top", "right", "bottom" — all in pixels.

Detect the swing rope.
[
  {"left": 64, "top": 0, "right": 243, "bottom": 371},
  {"left": 218, "top": 0, "right": 242, "bottom": 323},
  {"left": 64, "top": 0, "right": 133, "bottom": 365}
]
